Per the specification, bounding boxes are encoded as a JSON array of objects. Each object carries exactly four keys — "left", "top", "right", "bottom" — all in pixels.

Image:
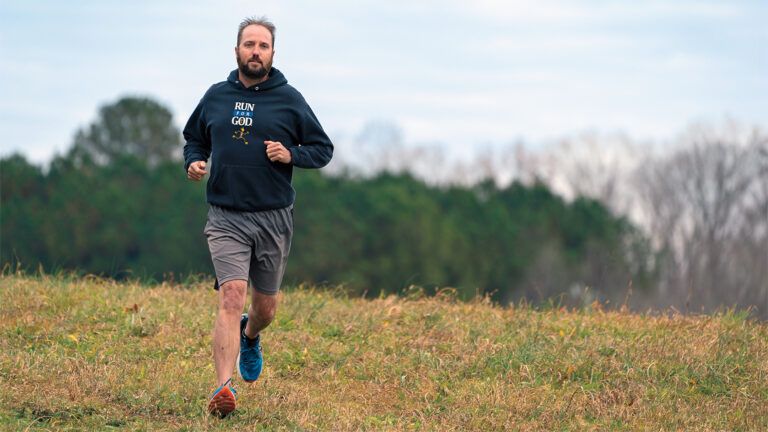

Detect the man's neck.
[{"left": 238, "top": 71, "right": 269, "bottom": 88}]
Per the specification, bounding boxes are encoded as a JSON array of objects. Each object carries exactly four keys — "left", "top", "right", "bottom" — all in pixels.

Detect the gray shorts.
[{"left": 204, "top": 205, "right": 293, "bottom": 295}]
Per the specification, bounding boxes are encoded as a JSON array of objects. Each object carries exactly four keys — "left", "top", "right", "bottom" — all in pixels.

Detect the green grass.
[{"left": 1, "top": 274, "right": 766, "bottom": 431}]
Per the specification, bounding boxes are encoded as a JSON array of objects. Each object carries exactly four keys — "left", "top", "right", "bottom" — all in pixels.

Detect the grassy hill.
[{"left": 1, "top": 274, "right": 766, "bottom": 431}]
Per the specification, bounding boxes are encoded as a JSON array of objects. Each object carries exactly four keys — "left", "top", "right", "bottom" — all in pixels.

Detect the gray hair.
[{"left": 237, "top": 16, "right": 276, "bottom": 47}]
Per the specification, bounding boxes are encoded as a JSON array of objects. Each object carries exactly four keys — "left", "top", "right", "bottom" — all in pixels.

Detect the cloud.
[{"left": 451, "top": 0, "right": 743, "bottom": 24}]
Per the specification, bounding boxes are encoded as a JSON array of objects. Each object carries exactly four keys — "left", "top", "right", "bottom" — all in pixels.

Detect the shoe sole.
[
  {"left": 237, "top": 352, "right": 258, "bottom": 383},
  {"left": 208, "top": 387, "right": 236, "bottom": 418}
]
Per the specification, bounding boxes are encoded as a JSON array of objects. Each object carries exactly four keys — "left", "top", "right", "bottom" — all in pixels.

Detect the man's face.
[{"left": 236, "top": 25, "right": 274, "bottom": 80}]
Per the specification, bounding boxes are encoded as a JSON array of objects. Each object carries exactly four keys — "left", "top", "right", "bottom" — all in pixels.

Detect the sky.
[{"left": 1, "top": 0, "right": 766, "bottom": 165}]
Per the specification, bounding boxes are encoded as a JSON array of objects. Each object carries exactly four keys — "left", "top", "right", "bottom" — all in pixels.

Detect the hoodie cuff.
[
  {"left": 288, "top": 147, "right": 300, "bottom": 166},
  {"left": 184, "top": 158, "right": 203, "bottom": 172}
]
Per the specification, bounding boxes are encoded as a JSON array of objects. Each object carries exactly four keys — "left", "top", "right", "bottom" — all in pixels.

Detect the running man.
[{"left": 183, "top": 16, "right": 333, "bottom": 417}]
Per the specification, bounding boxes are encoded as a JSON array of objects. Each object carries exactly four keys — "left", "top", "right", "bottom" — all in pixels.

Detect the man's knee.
[
  {"left": 253, "top": 292, "right": 278, "bottom": 324},
  {"left": 219, "top": 280, "right": 247, "bottom": 313},
  {"left": 258, "top": 303, "right": 276, "bottom": 324}
]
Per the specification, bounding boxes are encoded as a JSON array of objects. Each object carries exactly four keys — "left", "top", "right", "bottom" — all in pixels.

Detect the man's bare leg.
[
  {"left": 212, "top": 280, "right": 247, "bottom": 386},
  {"left": 244, "top": 289, "right": 278, "bottom": 338}
]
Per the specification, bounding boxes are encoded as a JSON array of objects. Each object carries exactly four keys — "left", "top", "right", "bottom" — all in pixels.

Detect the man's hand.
[
  {"left": 187, "top": 160, "right": 207, "bottom": 181},
  {"left": 264, "top": 140, "right": 292, "bottom": 164}
]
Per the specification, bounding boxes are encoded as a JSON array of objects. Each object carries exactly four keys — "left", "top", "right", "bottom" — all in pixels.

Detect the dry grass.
[{"left": 0, "top": 274, "right": 766, "bottom": 431}]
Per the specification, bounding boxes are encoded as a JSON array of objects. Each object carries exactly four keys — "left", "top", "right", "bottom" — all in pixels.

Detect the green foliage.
[
  {"left": 2, "top": 148, "right": 657, "bottom": 305},
  {"left": 0, "top": 155, "right": 48, "bottom": 267},
  {"left": 2, "top": 153, "right": 209, "bottom": 279},
  {"left": 70, "top": 96, "right": 182, "bottom": 166},
  {"left": 287, "top": 171, "right": 654, "bottom": 304}
]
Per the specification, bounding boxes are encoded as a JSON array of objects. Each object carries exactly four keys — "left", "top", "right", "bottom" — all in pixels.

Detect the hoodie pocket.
[{"left": 208, "top": 163, "right": 294, "bottom": 210}]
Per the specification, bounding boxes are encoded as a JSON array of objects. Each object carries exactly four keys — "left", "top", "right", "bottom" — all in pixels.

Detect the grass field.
[{"left": 0, "top": 274, "right": 766, "bottom": 431}]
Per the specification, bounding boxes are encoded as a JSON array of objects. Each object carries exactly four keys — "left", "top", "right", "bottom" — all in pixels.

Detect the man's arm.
[
  {"left": 288, "top": 103, "right": 334, "bottom": 169},
  {"left": 183, "top": 100, "right": 212, "bottom": 173}
]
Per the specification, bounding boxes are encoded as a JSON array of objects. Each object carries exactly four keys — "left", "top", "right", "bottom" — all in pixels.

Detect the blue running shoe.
[
  {"left": 208, "top": 377, "right": 237, "bottom": 418},
  {"left": 237, "top": 313, "right": 263, "bottom": 382}
]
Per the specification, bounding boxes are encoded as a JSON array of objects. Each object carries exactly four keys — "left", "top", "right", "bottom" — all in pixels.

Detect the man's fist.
[
  {"left": 264, "top": 140, "right": 292, "bottom": 164},
  {"left": 187, "top": 160, "right": 207, "bottom": 181}
]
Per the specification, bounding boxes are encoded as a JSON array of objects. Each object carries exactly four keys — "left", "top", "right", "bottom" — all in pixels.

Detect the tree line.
[
  {"left": 332, "top": 119, "right": 768, "bottom": 318},
  {"left": 1, "top": 96, "right": 655, "bottom": 307}
]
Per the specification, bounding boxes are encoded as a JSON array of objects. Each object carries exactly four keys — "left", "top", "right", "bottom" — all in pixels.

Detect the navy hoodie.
[{"left": 183, "top": 68, "right": 333, "bottom": 211}]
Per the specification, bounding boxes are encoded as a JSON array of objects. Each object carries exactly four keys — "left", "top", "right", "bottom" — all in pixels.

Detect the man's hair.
[{"left": 237, "top": 16, "right": 276, "bottom": 47}]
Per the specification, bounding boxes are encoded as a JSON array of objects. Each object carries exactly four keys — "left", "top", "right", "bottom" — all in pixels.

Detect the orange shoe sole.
[{"left": 208, "top": 386, "right": 236, "bottom": 418}]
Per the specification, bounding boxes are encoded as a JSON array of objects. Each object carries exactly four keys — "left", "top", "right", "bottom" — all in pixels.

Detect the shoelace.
[{"left": 241, "top": 346, "right": 262, "bottom": 362}]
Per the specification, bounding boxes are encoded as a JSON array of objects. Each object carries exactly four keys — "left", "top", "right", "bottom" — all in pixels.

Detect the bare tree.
[
  {"left": 634, "top": 122, "right": 768, "bottom": 317},
  {"left": 512, "top": 132, "right": 646, "bottom": 224}
]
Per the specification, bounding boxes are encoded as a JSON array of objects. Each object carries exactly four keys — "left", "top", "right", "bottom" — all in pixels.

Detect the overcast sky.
[{"left": 2, "top": 0, "right": 766, "bottom": 165}]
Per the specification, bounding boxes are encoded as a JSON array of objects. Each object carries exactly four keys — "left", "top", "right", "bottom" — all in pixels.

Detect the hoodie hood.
[{"left": 227, "top": 67, "right": 288, "bottom": 91}]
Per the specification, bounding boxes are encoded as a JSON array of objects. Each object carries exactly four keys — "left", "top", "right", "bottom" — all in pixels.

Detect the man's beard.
[{"left": 238, "top": 54, "right": 271, "bottom": 80}]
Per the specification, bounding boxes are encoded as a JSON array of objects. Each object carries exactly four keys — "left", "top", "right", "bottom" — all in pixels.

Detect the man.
[{"left": 183, "top": 16, "right": 333, "bottom": 418}]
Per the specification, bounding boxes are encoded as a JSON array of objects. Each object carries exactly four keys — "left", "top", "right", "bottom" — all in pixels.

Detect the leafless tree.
[
  {"left": 511, "top": 132, "right": 648, "bottom": 229},
  {"left": 634, "top": 122, "right": 768, "bottom": 317}
]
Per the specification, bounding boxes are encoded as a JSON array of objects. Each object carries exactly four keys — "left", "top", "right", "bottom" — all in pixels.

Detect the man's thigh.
[
  {"left": 205, "top": 206, "right": 252, "bottom": 286},
  {"left": 249, "top": 206, "right": 293, "bottom": 295}
]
